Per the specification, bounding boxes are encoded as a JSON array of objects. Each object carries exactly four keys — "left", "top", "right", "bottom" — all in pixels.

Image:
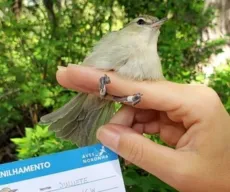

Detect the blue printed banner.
[{"left": 0, "top": 144, "right": 118, "bottom": 186}]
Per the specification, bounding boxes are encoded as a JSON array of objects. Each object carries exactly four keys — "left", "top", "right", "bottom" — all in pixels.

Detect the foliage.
[
  {"left": 1, "top": 0, "right": 229, "bottom": 191},
  {"left": 123, "top": 167, "right": 177, "bottom": 192},
  {"left": 209, "top": 61, "right": 230, "bottom": 113},
  {"left": 11, "top": 125, "right": 76, "bottom": 159}
]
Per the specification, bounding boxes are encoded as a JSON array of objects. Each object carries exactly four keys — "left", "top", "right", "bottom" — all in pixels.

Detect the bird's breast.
[{"left": 115, "top": 45, "right": 164, "bottom": 81}]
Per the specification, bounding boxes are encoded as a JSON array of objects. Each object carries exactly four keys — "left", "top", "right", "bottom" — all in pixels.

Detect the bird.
[{"left": 40, "top": 15, "right": 167, "bottom": 147}]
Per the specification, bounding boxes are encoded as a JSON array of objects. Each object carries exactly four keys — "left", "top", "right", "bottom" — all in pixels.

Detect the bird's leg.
[
  {"left": 99, "top": 75, "right": 143, "bottom": 106},
  {"left": 112, "top": 93, "right": 142, "bottom": 106},
  {"left": 99, "top": 74, "right": 111, "bottom": 98}
]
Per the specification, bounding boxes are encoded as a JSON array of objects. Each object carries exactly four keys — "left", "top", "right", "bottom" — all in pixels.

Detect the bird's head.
[{"left": 121, "top": 15, "right": 167, "bottom": 43}]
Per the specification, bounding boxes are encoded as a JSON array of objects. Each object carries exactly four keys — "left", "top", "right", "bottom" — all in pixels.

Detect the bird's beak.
[{"left": 152, "top": 18, "right": 168, "bottom": 28}]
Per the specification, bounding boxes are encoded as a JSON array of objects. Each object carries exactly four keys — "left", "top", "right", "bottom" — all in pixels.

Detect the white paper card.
[{"left": 0, "top": 144, "right": 126, "bottom": 192}]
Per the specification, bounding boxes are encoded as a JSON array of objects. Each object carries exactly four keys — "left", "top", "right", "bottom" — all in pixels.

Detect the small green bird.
[{"left": 40, "top": 15, "right": 167, "bottom": 147}]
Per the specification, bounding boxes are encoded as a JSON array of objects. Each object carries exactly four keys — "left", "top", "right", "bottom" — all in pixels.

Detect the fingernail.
[
  {"left": 97, "top": 126, "right": 120, "bottom": 152},
  {"left": 57, "top": 66, "right": 67, "bottom": 71}
]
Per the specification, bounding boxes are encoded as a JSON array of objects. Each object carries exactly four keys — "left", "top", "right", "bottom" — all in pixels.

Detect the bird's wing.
[{"left": 82, "top": 31, "right": 133, "bottom": 70}]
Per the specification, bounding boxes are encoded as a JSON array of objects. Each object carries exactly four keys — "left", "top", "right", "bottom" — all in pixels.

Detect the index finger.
[{"left": 57, "top": 65, "right": 203, "bottom": 115}]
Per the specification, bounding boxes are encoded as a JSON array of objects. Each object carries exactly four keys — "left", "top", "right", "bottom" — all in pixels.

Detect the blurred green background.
[{"left": 0, "top": 0, "right": 230, "bottom": 191}]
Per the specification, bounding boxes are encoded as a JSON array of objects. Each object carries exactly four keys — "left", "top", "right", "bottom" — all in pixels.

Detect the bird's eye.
[{"left": 137, "top": 19, "right": 145, "bottom": 25}]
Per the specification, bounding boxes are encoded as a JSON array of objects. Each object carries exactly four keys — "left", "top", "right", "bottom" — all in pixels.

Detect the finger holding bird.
[
  {"left": 57, "top": 65, "right": 146, "bottom": 107},
  {"left": 56, "top": 64, "right": 182, "bottom": 112}
]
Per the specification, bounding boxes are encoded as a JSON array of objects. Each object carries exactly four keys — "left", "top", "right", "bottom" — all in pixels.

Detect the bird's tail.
[{"left": 40, "top": 93, "right": 115, "bottom": 146}]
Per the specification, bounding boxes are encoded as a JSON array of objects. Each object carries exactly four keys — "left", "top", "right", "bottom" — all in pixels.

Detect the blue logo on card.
[{"left": 82, "top": 145, "right": 109, "bottom": 164}]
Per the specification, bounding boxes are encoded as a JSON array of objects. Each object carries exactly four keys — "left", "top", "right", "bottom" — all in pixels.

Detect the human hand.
[{"left": 56, "top": 65, "right": 230, "bottom": 192}]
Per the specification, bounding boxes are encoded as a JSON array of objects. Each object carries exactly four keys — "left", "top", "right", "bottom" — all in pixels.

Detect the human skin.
[{"left": 56, "top": 65, "right": 230, "bottom": 192}]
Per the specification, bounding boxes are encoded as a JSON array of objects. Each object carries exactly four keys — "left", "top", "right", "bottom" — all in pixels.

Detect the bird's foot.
[
  {"left": 99, "top": 74, "right": 111, "bottom": 98},
  {"left": 99, "top": 75, "right": 142, "bottom": 105}
]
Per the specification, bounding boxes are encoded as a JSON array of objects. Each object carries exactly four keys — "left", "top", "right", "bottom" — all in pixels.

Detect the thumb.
[{"left": 96, "top": 106, "right": 185, "bottom": 189}]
